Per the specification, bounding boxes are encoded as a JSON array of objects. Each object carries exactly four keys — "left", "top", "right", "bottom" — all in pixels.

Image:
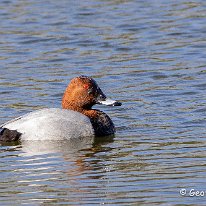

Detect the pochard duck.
[{"left": 0, "top": 76, "right": 121, "bottom": 141}]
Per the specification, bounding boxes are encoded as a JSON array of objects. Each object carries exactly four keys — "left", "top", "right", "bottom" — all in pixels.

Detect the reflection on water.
[
  {"left": 1, "top": 0, "right": 206, "bottom": 205},
  {"left": 20, "top": 137, "right": 95, "bottom": 156}
]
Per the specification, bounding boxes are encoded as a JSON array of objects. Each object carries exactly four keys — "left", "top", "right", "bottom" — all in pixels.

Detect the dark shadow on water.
[
  {"left": 0, "top": 140, "right": 21, "bottom": 147},
  {"left": 93, "top": 134, "right": 114, "bottom": 145}
]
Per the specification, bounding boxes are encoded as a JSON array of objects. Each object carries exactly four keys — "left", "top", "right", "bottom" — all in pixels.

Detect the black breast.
[
  {"left": 89, "top": 112, "right": 115, "bottom": 136},
  {"left": 0, "top": 128, "right": 21, "bottom": 142}
]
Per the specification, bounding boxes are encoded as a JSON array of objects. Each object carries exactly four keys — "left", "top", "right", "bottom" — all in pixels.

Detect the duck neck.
[
  {"left": 62, "top": 100, "right": 97, "bottom": 118},
  {"left": 81, "top": 109, "right": 100, "bottom": 119}
]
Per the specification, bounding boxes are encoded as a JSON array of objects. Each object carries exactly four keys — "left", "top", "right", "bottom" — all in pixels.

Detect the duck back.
[{"left": 1, "top": 108, "right": 94, "bottom": 140}]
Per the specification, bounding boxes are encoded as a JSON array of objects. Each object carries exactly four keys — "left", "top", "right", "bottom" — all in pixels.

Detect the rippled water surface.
[{"left": 1, "top": 0, "right": 206, "bottom": 205}]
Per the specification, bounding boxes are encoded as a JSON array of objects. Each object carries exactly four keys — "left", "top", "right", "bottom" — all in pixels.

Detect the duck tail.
[{"left": 0, "top": 128, "right": 21, "bottom": 142}]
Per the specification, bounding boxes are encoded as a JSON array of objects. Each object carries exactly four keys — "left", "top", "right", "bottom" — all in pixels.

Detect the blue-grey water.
[{"left": 1, "top": 0, "right": 206, "bottom": 205}]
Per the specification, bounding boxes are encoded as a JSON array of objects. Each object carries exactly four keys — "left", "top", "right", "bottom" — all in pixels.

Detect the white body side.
[{"left": 1, "top": 108, "right": 94, "bottom": 140}]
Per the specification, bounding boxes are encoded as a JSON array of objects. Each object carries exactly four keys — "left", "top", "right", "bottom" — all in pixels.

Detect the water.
[{"left": 1, "top": 0, "right": 206, "bottom": 205}]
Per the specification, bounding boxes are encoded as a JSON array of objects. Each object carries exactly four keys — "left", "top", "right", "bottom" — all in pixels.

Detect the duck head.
[{"left": 62, "top": 76, "right": 121, "bottom": 111}]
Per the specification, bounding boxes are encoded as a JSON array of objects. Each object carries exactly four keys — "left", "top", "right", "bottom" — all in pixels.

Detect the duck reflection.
[{"left": 0, "top": 136, "right": 115, "bottom": 205}]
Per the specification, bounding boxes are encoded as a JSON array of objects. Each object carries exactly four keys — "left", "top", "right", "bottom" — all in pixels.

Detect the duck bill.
[
  {"left": 98, "top": 98, "right": 122, "bottom": 106},
  {"left": 96, "top": 89, "right": 122, "bottom": 106}
]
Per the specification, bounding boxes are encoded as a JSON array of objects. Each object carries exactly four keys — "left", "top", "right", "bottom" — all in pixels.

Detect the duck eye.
[
  {"left": 83, "top": 84, "right": 90, "bottom": 90},
  {"left": 83, "top": 84, "right": 94, "bottom": 94}
]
